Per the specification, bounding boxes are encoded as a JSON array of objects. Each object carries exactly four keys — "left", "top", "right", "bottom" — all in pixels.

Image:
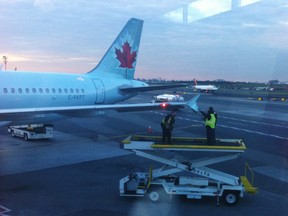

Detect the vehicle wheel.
[
  {"left": 148, "top": 186, "right": 170, "bottom": 202},
  {"left": 11, "top": 131, "right": 15, "bottom": 137},
  {"left": 149, "top": 191, "right": 160, "bottom": 202},
  {"left": 222, "top": 191, "right": 239, "bottom": 206},
  {"left": 24, "top": 133, "right": 29, "bottom": 141}
]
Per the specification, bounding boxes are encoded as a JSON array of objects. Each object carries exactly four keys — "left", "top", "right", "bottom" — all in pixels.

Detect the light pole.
[{"left": 2, "top": 56, "right": 7, "bottom": 70}]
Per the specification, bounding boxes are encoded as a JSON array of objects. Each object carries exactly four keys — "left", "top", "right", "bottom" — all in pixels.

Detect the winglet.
[{"left": 186, "top": 94, "right": 200, "bottom": 113}]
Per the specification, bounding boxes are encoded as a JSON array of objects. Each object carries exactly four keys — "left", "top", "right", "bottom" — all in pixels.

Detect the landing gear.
[{"left": 24, "top": 133, "right": 29, "bottom": 141}]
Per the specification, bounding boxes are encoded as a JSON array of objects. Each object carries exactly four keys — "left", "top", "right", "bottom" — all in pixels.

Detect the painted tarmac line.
[
  {"left": 153, "top": 110, "right": 288, "bottom": 140},
  {"left": 253, "top": 166, "right": 288, "bottom": 184},
  {"left": 222, "top": 116, "right": 288, "bottom": 129},
  {"left": 0, "top": 205, "right": 11, "bottom": 216},
  {"left": 219, "top": 124, "right": 288, "bottom": 140}
]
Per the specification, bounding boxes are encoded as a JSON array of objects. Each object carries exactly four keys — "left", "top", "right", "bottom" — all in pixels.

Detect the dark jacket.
[{"left": 161, "top": 114, "right": 175, "bottom": 130}]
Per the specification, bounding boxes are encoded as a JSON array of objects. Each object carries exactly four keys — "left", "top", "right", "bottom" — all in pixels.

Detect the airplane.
[
  {"left": 0, "top": 18, "right": 200, "bottom": 127},
  {"left": 192, "top": 79, "right": 218, "bottom": 93}
]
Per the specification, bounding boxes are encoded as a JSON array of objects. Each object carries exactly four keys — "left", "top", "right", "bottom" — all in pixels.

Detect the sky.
[{"left": 0, "top": 0, "right": 288, "bottom": 82}]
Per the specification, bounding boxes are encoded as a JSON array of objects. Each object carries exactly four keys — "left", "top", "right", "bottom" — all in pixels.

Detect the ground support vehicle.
[
  {"left": 151, "top": 94, "right": 184, "bottom": 103},
  {"left": 119, "top": 135, "right": 257, "bottom": 206},
  {"left": 8, "top": 124, "right": 53, "bottom": 140}
]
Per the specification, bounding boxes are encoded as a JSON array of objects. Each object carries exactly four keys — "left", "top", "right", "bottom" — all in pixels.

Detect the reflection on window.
[{"left": 163, "top": 0, "right": 262, "bottom": 23}]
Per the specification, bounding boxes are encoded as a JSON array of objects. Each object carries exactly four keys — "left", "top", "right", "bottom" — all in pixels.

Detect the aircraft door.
[{"left": 92, "top": 79, "right": 105, "bottom": 104}]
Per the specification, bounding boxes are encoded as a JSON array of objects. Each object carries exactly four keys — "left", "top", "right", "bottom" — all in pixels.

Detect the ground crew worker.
[
  {"left": 201, "top": 107, "right": 217, "bottom": 145},
  {"left": 161, "top": 111, "right": 176, "bottom": 144}
]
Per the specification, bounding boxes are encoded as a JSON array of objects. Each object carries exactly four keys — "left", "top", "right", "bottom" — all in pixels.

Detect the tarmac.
[{"left": 0, "top": 92, "right": 287, "bottom": 216}]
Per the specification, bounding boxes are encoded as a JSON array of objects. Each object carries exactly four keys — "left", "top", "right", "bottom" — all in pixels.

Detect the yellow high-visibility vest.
[{"left": 205, "top": 114, "right": 216, "bottom": 129}]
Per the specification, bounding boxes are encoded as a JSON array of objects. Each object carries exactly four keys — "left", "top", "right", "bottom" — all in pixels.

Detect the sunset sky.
[{"left": 1, "top": 0, "right": 287, "bottom": 82}]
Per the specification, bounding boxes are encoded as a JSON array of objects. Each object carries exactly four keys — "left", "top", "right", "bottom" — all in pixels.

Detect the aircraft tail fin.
[
  {"left": 87, "top": 18, "right": 143, "bottom": 80},
  {"left": 194, "top": 78, "right": 198, "bottom": 86}
]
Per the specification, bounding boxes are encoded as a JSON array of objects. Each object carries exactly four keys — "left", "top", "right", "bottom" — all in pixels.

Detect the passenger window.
[
  {"left": 3, "top": 88, "right": 8, "bottom": 93},
  {"left": 32, "top": 88, "right": 36, "bottom": 93},
  {"left": 70, "top": 89, "right": 73, "bottom": 93},
  {"left": 25, "top": 88, "right": 29, "bottom": 93},
  {"left": 46, "top": 88, "right": 49, "bottom": 93},
  {"left": 39, "top": 88, "right": 43, "bottom": 93},
  {"left": 58, "top": 88, "right": 62, "bottom": 93},
  {"left": 18, "top": 88, "right": 22, "bottom": 93},
  {"left": 52, "top": 88, "right": 56, "bottom": 93},
  {"left": 64, "top": 88, "right": 68, "bottom": 93},
  {"left": 81, "top": 89, "right": 84, "bottom": 94},
  {"left": 76, "top": 89, "right": 79, "bottom": 93}
]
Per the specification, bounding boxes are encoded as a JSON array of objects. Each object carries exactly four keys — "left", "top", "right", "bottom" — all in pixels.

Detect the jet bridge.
[{"left": 119, "top": 135, "right": 257, "bottom": 206}]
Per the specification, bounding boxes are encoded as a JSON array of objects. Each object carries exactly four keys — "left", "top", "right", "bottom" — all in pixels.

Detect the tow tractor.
[
  {"left": 119, "top": 135, "right": 257, "bottom": 206},
  {"left": 8, "top": 124, "right": 54, "bottom": 140}
]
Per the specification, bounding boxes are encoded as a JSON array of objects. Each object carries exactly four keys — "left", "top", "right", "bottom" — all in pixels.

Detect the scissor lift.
[{"left": 119, "top": 135, "right": 257, "bottom": 206}]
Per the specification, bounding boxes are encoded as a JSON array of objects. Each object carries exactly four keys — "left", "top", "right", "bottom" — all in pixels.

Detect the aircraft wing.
[
  {"left": 119, "top": 83, "right": 188, "bottom": 93},
  {"left": 0, "top": 95, "right": 200, "bottom": 115}
]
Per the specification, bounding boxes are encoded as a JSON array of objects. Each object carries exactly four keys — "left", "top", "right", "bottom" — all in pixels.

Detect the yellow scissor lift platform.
[
  {"left": 120, "top": 135, "right": 257, "bottom": 205},
  {"left": 122, "top": 135, "right": 247, "bottom": 152}
]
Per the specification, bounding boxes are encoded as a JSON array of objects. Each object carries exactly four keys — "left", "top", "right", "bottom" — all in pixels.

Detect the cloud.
[
  {"left": 242, "top": 23, "right": 268, "bottom": 28},
  {"left": 33, "top": 0, "right": 55, "bottom": 11},
  {"left": 0, "top": 0, "right": 287, "bottom": 81},
  {"left": 0, "top": 0, "right": 28, "bottom": 4}
]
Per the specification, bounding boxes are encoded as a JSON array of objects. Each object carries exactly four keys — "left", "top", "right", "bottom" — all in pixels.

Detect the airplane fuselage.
[
  {"left": 194, "top": 85, "right": 218, "bottom": 92},
  {"left": 0, "top": 19, "right": 199, "bottom": 127},
  {"left": 0, "top": 71, "right": 147, "bottom": 125},
  {"left": 1, "top": 71, "right": 146, "bottom": 109}
]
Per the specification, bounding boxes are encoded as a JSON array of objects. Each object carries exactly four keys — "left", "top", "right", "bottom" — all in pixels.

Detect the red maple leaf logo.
[{"left": 115, "top": 41, "right": 137, "bottom": 69}]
